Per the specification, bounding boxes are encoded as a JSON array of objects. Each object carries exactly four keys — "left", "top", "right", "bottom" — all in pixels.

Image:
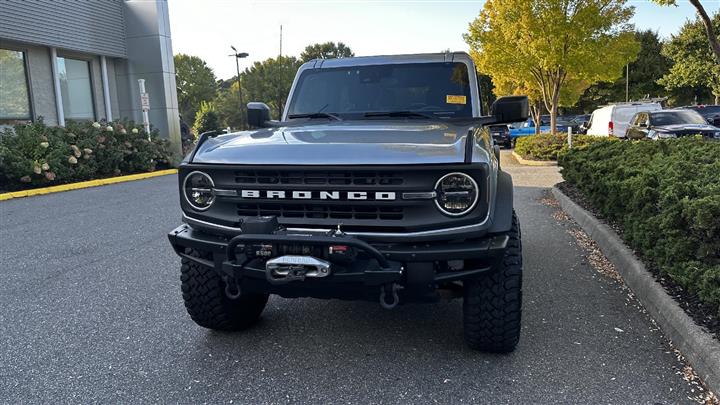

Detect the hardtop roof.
[{"left": 302, "top": 52, "right": 473, "bottom": 69}]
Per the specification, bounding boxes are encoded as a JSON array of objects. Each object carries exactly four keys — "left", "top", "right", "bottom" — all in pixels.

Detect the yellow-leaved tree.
[{"left": 464, "top": 0, "right": 640, "bottom": 134}]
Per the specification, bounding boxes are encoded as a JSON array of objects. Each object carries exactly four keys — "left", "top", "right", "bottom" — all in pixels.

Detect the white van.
[{"left": 586, "top": 102, "right": 662, "bottom": 137}]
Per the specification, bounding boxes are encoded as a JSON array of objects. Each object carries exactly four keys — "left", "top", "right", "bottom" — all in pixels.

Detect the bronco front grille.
[
  {"left": 237, "top": 203, "right": 404, "bottom": 221},
  {"left": 234, "top": 170, "right": 403, "bottom": 186}
]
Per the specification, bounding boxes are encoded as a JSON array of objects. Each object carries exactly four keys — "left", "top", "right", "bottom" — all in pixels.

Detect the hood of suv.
[
  {"left": 191, "top": 121, "right": 477, "bottom": 165},
  {"left": 655, "top": 123, "right": 719, "bottom": 133}
]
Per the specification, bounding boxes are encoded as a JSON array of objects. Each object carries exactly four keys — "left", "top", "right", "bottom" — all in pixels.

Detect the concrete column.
[
  {"left": 100, "top": 55, "right": 113, "bottom": 122},
  {"left": 49, "top": 47, "right": 65, "bottom": 127},
  {"left": 118, "top": 0, "right": 180, "bottom": 155}
]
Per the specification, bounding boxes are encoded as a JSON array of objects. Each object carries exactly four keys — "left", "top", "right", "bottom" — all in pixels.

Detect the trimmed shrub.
[
  {"left": 559, "top": 139, "right": 720, "bottom": 312},
  {"left": 0, "top": 119, "right": 174, "bottom": 191},
  {"left": 515, "top": 133, "right": 615, "bottom": 161}
]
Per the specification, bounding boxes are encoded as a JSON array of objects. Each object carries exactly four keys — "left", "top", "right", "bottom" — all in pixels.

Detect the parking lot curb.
[
  {"left": 551, "top": 186, "right": 720, "bottom": 394},
  {"left": 0, "top": 169, "right": 178, "bottom": 202},
  {"left": 511, "top": 151, "right": 558, "bottom": 166}
]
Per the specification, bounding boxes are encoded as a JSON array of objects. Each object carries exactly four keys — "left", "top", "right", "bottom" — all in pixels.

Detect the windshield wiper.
[
  {"left": 287, "top": 112, "right": 342, "bottom": 121},
  {"left": 364, "top": 111, "right": 439, "bottom": 119}
]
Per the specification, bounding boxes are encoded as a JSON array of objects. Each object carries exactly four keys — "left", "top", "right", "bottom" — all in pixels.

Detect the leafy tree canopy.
[
  {"left": 300, "top": 42, "right": 354, "bottom": 62},
  {"left": 174, "top": 54, "right": 217, "bottom": 124},
  {"left": 242, "top": 56, "right": 302, "bottom": 120},
  {"left": 465, "top": 0, "right": 640, "bottom": 133},
  {"left": 659, "top": 12, "right": 720, "bottom": 104},
  {"left": 214, "top": 82, "right": 246, "bottom": 130},
  {"left": 572, "top": 30, "right": 672, "bottom": 112},
  {"left": 192, "top": 101, "right": 219, "bottom": 135},
  {"left": 652, "top": 0, "right": 720, "bottom": 65}
]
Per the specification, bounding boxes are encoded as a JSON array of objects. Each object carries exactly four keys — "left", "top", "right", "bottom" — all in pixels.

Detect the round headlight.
[
  {"left": 183, "top": 171, "right": 215, "bottom": 211},
  {"left": 434, "top": 172, "right": 479, "bottom": 216}
]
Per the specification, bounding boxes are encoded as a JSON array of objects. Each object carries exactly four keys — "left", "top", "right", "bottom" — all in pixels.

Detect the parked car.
[
  {"left": 489, "top": 124, "right": 512, "bottom": 148},
  {"left": 681, "top": 105, "right": 720, "bottom": 127},
  {"left": 586, "top": 102, "right": 662, "bottom": 137},
  {"left": 555, "top": 116, "right": 581, "bottom": 133},
  {"left": 509, "top": 115, "right": 550, "bottom": 138},
  {"left": 568, "top": 114, "right": 590, "bottom": 134},
  {"left": 625, "top": 109, "right": 720, "bottom": 140}
]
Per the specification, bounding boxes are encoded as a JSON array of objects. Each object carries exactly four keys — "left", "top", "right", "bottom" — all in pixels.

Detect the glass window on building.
[
  {"left": 57, "top": 57, "right": 95, "bottom": 120},
  {"left": 0, "top": 49, "right": 32, "bottom": 121}
]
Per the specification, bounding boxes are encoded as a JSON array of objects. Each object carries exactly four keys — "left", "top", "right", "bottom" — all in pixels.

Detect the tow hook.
[
  {"left": 380, "top": 283, "right": 401, "bottom": 310},
  {"left": 223, "top": 276, "right": 242, "bottom": 300}
]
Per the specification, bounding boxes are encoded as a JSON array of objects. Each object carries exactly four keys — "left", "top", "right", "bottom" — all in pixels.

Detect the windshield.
[
  {"left": 689, "top": 106, "right": 720, "bottom": 119},
  {"left": 286, "top": 62, "right": 473, "bottom": 119},
  {"left": 651, "top": 111, "right": 707, "bottom": 126}
]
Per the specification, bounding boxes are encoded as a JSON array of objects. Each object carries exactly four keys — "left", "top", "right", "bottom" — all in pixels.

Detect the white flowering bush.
[{"left": 0, "top": 119, "right": 174, "bottom": 191}]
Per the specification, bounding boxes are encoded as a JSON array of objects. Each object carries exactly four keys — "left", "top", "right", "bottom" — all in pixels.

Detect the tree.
[
  {"left": 192, "top": 101, "right": 219, "bottom": 135},
  {"left": 491, "top": 76, "right": 545, "bottom": 134},
  {"left": 659, "top": 13, "right": 720, "bottom": 104},
  {"left": 653, "top": 0, "right": 720, "bottom": 65},
  {"left": 214, "top": 82, "right": 246, "bottom": 130},
  {"left": 465, "top": 0, "right": 640, "bottom": 134},
  {"left": 174, "top": 54, "right": 217, "bottom": 124},
  {"left": 477, "top": 73, "right": 496, "bottom": 115},
  {"left": 300, "top": 42, "right": 354, "bottom": 62},
  {"left": 573, "top": 30, "right": 672, "bottom": 112},
  {"left": 242, "top": 56, "right": 302, "bottom": 120}
]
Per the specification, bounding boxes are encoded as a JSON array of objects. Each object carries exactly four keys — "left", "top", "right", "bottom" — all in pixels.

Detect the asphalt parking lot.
[{"left": 0, "top": 151, "right": 700, "bottom": 403}]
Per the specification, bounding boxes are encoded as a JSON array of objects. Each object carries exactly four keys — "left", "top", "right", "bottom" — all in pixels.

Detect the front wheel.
[
  {"left": 180, "top": 248, "right": 269, "bottom": 331},
  {"left": 463, "top": 211, "right": 522, "bottom": 352}
]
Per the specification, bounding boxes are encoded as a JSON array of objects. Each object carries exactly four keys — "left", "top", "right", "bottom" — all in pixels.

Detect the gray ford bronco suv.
[{"left": 168, "top": 52, "right": 528, "bottom": 352}]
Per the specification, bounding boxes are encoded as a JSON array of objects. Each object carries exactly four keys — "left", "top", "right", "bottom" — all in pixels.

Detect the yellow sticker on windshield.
[{"left": 446, "top": 95, "right": 466, "bottom": 105}]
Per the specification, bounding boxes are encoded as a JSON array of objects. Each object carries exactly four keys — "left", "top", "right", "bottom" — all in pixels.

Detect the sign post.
[
  {"left": 567, "top": 126, "right": 573, "bottom": 149},
  {"left": 138, "top": 79, "right": 150, "bottom": 138}
]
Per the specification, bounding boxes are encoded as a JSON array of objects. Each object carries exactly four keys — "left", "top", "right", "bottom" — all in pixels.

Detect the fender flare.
[{"left": 488, "top": 169, "right": 514, "bottom": 233}]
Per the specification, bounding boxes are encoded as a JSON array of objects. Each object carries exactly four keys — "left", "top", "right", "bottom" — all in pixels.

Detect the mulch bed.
[{"left": 557, "top": 181, "right": 720, "bottom": 342}]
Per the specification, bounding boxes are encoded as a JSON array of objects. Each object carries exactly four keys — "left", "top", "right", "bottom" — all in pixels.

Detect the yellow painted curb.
[
  {"left": 0, "top": 169, "right": 178, "bottom": 201},
  {"left": 511, "top": 151, "right": 558, "bottom": 167}
]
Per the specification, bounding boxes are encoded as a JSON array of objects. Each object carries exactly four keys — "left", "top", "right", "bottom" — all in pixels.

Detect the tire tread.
[
  {"left": 181, "top": 249, "right": 268, "bottom": 331},
  {"left": 463, "top": 211, "right": 523, "bottom": 352}
]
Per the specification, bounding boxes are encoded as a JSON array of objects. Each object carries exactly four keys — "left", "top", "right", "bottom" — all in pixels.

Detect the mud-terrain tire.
[
  {"left": 181, "top": 248, "right": 269, "bottom": 331},
  {"left": 463, "top": 211, "right": 522, "bottom": 352}
]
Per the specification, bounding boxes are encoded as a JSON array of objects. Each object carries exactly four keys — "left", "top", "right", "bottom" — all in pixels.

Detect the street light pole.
[{"left": 230, "top": 46, "right": 249, "bottom": 129}]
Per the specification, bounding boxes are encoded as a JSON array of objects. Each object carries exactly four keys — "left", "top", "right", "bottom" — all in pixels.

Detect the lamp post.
[{"left": 229, "top": 46, "right": 249, "bottom": 129}]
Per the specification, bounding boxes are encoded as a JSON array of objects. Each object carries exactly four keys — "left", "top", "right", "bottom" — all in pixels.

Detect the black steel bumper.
[
  {"left": 168, "top": 224, "right": 508, "bottom": 300},
  {"left": 492, "top": 133, "right": 511, "bottom": 145}
]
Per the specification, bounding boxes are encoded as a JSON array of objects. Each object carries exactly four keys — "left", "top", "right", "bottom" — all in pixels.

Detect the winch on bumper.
[{"left": 167, "top": 216, "right": 509, "bottom": 306}]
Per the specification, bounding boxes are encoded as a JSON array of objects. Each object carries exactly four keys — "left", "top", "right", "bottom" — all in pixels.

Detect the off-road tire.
[
  {"left": 463, "top": 211, "right": 522, "bottom": 352},
  {"left": 181, "top": 248, "right": 269, "bottom": 331}
]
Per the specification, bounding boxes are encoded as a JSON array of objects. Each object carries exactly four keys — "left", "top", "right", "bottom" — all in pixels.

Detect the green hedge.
[
  {"left": 559, "top": 139, "right": 720, "bottom": 311},
  {"left": 0, "top": 120, "right": 175, "bottom": 192},
  {"left": 515, "top": 133, "right": 616, "bottom": 161}
]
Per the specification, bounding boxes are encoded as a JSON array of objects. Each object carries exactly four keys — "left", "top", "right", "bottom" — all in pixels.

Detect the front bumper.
[
  {"left": 492, "top": 133, "right": 511, "bottom": 145},
  {"left": 168, "top": 224, "right": 508, "bottom": 300}
]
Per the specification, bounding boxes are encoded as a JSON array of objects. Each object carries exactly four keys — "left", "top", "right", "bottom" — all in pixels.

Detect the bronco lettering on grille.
[{"left": 239, "top": 190, "right": 396, "bottom": 201}]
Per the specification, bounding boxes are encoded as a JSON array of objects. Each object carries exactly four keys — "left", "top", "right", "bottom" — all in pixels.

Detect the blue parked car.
[
  {"left": 509, "top": 115, "right": 551, "bottom": 140},
  {"left": 508, "top": 115, "right": 582, "bottom": 143}
]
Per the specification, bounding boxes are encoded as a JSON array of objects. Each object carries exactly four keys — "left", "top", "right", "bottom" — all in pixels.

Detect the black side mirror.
[
  {"left": 639, "top": 121, "right": 648, "bottom": 128},
  {"left": 490, "top": 96, "right": 529, "bottom": 124},
  {"left": 713, "top": 117, "right": 720, "bottom": 127},
  {"left": 247, "top": 102, "right": 272, "bottom": 128}
]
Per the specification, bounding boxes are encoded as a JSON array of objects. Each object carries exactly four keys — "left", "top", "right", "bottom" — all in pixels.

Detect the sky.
[{"left": 168, "top": 0, "right": 720, "bottom": 80}]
